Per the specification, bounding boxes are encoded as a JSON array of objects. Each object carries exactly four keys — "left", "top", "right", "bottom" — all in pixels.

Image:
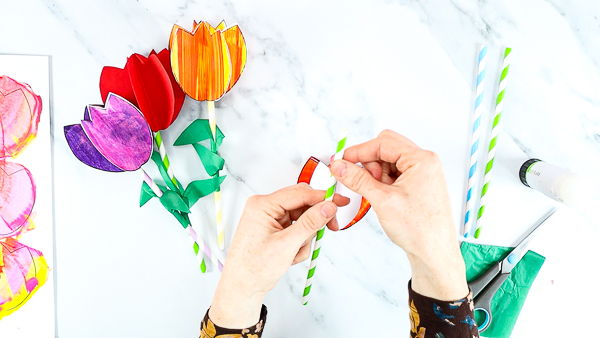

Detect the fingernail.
[
  {"left": 321, "top": 203, "right": 336, "bottom": 218},
  {"left": 331, "top": 161, "right": 347, "bottom": 178}
]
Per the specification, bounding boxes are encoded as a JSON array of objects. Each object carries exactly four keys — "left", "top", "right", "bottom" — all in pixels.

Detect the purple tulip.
[{"left": 64, "top": 93, "right": 152, "bottom": 172}]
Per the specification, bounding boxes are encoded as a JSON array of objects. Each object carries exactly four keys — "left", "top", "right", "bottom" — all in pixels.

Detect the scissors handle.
[
  {"left": 469, "top": 262, "right": 501, "bottom": 297},
  {"left": 474, "top": 273, "right": 509, "bottom": 333}
]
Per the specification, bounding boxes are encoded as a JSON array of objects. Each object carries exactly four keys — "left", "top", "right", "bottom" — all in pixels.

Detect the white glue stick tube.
[{"left": 519, "top": 159, "right": 586, "bottom": 207}]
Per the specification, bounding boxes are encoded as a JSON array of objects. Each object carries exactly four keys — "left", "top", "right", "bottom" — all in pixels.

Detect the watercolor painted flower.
[
  {"left": 0, "top": 161, "right": 35, "bottom": 238},
  {"left": 0, "top": 238, "right": 49, "bottom": 319},
  {"left": 0, "top": 76, "right": 42, "bottom": 159}
]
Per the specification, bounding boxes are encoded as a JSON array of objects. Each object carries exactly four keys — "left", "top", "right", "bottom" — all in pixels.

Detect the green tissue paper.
[{"left": 461, "top": 241, "right": 545, "bottom": 338}]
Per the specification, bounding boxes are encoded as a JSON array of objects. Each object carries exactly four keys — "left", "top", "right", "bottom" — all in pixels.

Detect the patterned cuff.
[
  {"left": 201, "top": 305, "right": 268, "bottom": 338},
  {"left": 408, "top": 280, "right": 479, "bottom": 338}
]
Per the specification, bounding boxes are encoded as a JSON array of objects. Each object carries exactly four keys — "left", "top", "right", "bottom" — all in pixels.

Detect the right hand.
[{"left": 330, "top": 130, "right": 468, "bottom": 300}]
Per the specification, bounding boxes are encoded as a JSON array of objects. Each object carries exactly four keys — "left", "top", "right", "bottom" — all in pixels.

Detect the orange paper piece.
[{"left": 170, "top": 21, "right": 247, "bottom": 101}]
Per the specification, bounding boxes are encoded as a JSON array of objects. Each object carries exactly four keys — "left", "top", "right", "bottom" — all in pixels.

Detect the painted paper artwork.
[
  {"left": 298, "top": 157, "right": 371, "bottom": 230},
  {"left": 99, "top": 49, "right": 185, "bottom": 132},
  {"left": 64, "top": 93, "right": 153, "bottom": 172},
  {"left": 170, "top": 20, "right": 247, "bottom": 250},
  {"left": 0, "top": 55, "right": 54, "bottom": 337},
  {"left": 170, "top": 20, "right": 246, "bottom": 101}
]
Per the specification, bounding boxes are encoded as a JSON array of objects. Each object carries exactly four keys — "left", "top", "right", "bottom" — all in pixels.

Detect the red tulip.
[{"left": 100, "top": 49, "right": 185, "bottom": 132}]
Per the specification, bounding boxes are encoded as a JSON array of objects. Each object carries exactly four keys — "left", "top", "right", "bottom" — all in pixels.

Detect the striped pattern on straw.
[
  {"left": 137, "top": 169, "right": 225, "bottom": 271},
  {"left": 207, "top": 101, "right": 226, "bottom": 250},
  {"left": 155, "top": 130, "right": 180, "bottom": 190},
  {"left": 463, "top": 45, "right": 487, "bottom": 238},
  {"left": 474, "top": 47, "right": 512, "bottom": 239},
  {"left": 302, "top": 129, "right": 348, "bottom": 305}
]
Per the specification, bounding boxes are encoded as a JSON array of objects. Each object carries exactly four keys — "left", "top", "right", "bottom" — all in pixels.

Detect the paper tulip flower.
[
  {"left": 64, "top": 93, "right": 152, "bottom": 172},
  {"left": 169, "top": 20, "right": 247, "bottom": 101},
  {"left": 0, "top": 76, "right": 42, "bottom": 159},
  {"left": 99, "top": 49, "right": 185, "bottom": 132},
  {"left": 0, "top": 237, "right": 49, "bottom": 319},
  {"left": 0, "top": 161, "right": 36, "bottom": 238}
]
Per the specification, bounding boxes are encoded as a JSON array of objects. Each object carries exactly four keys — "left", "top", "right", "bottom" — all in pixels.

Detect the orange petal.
[
  {"left": 222, "top": 25, "right": 247, "bottom": 93},
  {"left": 170, "top": 22, "right": 232, "bottom": 101},
  {"left": 215, "top": 21, "right": 226, "bottom": 31}
]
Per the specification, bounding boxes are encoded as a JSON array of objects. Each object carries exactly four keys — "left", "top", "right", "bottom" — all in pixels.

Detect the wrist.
[
  {"left": 407, "top": 246, "right": 468, "bottom": 301},
  {"left": 209, "top": 279, "right": 266, "bottom": 329}
]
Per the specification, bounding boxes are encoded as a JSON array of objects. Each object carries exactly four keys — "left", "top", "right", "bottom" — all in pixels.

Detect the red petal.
[
  {"left": 127, "top": 53, "right": 175, "bottom": 132},
  {"left": 99, "top": 66, "right": 136, "bottom": 106},
  {"left": 156, "top": 49, "right": 185, "bottom": 124},
  {"left": 298, "top": 157, "right": 320, "bottom": 184}
]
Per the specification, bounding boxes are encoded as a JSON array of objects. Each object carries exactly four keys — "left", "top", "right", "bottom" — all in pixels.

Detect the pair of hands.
[{"left": 209, "top": 130, "right": 468, "bottom": 328}]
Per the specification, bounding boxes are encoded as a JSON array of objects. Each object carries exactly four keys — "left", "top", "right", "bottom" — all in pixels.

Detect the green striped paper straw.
[
  {"left": 302, "top": 129, "right": 348, "bottom": 305},
  {"left": 155, "top": 130, "right": 180, "bottom": 190},
  {"left": 474, "top": 47, "right": 512, "bottom": 238},
  {"left": 137, "top": 168, "right": 217, "bottom": 271}
]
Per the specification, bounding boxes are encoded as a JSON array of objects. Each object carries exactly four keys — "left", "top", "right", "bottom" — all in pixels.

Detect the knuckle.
[
  {"left": 349, "top": 168, "right": 371, "bottom": 191},
  {"left": 247, "top": 195, "right": 263, "bottom": 206},
  {"left": 422, "top": 150, "right": 440, "bottom": 163},
  {"left": 379, "top": 129, "right": 394, "bottom": 138},
  {"left": 302, "top": 211, "right": 322, "bottom": 232}
]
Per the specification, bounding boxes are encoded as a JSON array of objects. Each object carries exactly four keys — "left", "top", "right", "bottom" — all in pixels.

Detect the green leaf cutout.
[
  {"left": 174, "top": 119, "right": 225, "bottom": 151},
  {"left": 168, "top": 209, "right": 190, "bottom": 229},
  {"left": 174, "top": 119, "right": 212, "bottom": 146},
  {"left": 140, "top": 181, "right": 157, "bottom": 207},
  {"left": 192, "top": 143, "right": 224, "bottom": 176},
  {"left": 184, "top": 175, "right": 227, "bottom": 208},
  {"left": 150, "top": 151, "right": 182, "bottom": 194},
  {"left": 214, "top": 126, "right": 225, "bottom": 151},
  {"left": 160, "top": 190, "right": 190, "bottom": 213}
]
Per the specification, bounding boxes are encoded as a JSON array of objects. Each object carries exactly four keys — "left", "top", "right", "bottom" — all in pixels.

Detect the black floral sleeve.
[
  {"left": 200, "top": 305, "right": 267, "bottom": 338},
  {"left": 409, "top": 281, "right": 479, "bottom": 338}
]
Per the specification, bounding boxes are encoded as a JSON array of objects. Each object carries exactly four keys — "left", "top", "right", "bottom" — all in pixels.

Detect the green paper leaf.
[
  {"left": 174, "top": 119, "right": 225, "bottom": 152},
  {"left": 184, "top": 175, "right": 227, "bottom": 208},
  {"left": 140, "top": 181, "right": 157, "bottom": 207},
  {"left": 214, "top": 126, "right": 225, "bottom": 151},
  {"left": 174, "top": 119, "right": 212, "bottom": 146},
  {"left": 168, "top": 209, "right": 190, "bottom": 229},
  {"left": 160, "top": 190, "right": 190, "bottom": 213},
  {"left": 151, "top": 151, "right": 182, "bottom": 194},
  {"left": 193, "top": 143, "right": 224, "bottom": 176}
]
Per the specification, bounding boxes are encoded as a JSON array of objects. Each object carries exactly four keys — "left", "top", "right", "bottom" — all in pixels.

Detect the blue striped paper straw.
[{"left": 463, "top": 45, "right": 487, "bottom": 237}]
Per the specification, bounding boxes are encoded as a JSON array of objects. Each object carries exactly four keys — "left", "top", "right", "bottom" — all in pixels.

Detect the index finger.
[
  {"left": 267, "top": 183, "right": 349, "bottom": 212},
  {"left": 343, "top": 132, "right": 420, "bottom": 169}
]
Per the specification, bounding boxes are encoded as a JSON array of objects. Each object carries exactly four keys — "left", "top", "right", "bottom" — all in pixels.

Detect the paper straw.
[
  {"left": 207, "top": 101, "right": 225, "bottom": 250},
  {"left": 463, "top": 45, "right": 487, "bottom": 238},
  {"left": 302, "top": 129, "right": 348, "bottom": 305},
  {"left": 155, "top": 130, "right": 180, "bottom": 190},
  {"left": 474, "top": 47, "right": 512, "bottom": 239},
  {"left": 137, "top": 169, "right": 224, "bottom": 271}
]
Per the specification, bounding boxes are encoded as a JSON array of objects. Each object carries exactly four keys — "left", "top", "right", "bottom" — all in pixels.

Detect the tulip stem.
[
  {"left": 207, "top": 101, "right": 225, "bottom": 251},
  {"left": 154, "top": 130, "right": 181, "bottom": 191},
  {"left": 137, "top": 168, "right": 212, "bottom": 273}
]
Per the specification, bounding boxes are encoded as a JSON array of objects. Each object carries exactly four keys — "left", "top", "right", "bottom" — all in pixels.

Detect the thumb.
[
  {"left": 282, "top": 201, "right": 337, "bottom": 246},
  {"left": 330, "top": 160, "right": 387, "bottom": 204}
]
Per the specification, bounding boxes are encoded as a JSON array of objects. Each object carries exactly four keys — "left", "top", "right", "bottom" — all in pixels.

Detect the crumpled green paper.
[{"left": 461, "top": 241, "right": 545, "bottom": 338}]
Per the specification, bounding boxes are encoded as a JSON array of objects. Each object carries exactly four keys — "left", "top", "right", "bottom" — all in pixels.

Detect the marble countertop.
[{"left": 2, "top": 0, "right": 599, "bottom": 337}]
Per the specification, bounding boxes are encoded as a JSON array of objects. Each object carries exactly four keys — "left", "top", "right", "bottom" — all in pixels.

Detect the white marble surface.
[{"left": 2, "top": 0, "right": 600, "bottom": 337}]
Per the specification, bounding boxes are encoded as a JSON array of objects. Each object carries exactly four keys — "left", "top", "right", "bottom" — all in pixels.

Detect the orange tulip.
[{"left": 170, "top": 21, "right": 247, "bottom": 101}]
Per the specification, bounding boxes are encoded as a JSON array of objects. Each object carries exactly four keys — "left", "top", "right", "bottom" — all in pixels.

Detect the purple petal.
[
  {"left": 64, "top": 124, "right": 123, "bottom": 172},
  {"left": 81, "top": 94, "right": 152, "bottom": 171}
]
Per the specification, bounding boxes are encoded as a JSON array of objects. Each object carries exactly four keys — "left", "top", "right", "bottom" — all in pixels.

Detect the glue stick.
[{"left": 519, "top": 159, "right": 586, "bottom": 207}]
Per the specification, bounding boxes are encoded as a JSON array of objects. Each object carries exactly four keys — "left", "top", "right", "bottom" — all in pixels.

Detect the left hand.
[{"left": 209, "top": 183, "right": 350, "bottom": 328}]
